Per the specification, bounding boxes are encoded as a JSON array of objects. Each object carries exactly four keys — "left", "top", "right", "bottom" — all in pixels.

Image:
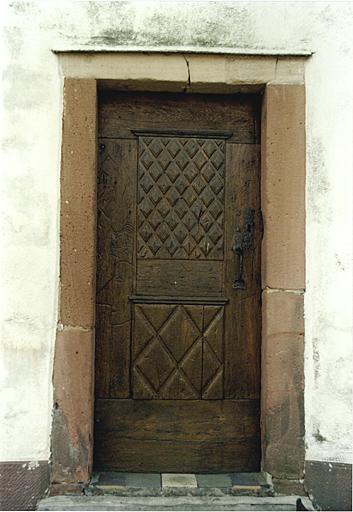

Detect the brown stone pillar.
[
  {"left": 51, "top": 79, "right": 97, "bottom": 484},
  {"left": 261, "top": 84, "right": 306, "bottom": 483}
]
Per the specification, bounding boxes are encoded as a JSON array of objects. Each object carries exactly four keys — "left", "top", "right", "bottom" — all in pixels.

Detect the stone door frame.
[{"left": 51, "top": 53, "right": 306, "bottom": 493}]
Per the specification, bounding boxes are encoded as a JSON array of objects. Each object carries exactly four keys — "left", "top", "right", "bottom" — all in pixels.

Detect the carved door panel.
[
  {"left": 132, "top": 303, "right": 224, "bottom": 400},
  {"left": 94, "top": 91, "right": 261, "bottom": 472}
]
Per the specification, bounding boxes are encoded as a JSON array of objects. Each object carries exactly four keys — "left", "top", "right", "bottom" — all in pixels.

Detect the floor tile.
[
  {"left": 95, "top": 471, "right": 267, "bottom": 491},
  {"left": 162, "top": 473, "right": 198, "bottom": 488},
  {"left": 125, "top": 473, "right": 161, "bottom": 488},
  {"left": 97, "top": 472, "right": 127, "bottom": 486},
  {"left": 196, "top": 474, "right": 232, "bottom": 488},
  {"left": 230, "top": 472, "right": 264, "bottom": 486}
]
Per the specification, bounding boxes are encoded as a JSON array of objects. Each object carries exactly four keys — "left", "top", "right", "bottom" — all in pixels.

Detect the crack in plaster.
[{"left": 182, "top": 54, "right": 191, "bottom": 91}]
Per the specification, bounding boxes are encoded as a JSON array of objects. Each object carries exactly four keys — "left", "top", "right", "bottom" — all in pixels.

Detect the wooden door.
[{"left": 94, "top": 91, "right": 262, "bottom": 473}]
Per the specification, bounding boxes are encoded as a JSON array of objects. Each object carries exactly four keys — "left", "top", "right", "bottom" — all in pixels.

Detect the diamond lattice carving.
[
  {"left": 137, "top": 136, "right": 225, "bottom": 259},
  {"left": 132, "top": 304, "right": 224, "bottom": 399}
]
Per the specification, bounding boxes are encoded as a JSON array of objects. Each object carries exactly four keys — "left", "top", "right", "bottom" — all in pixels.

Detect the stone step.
[
  {"left": 37, "top": 495, "right": 315, "bottom": 511},
  {"left": 88, "top": 485, "right": 272, "bottom": 498}
]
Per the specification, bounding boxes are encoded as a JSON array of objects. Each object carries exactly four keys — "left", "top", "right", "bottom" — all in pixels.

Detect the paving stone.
[
  {"left": 98, "top": 473, "right": 127, "bottom": 486},
  {"left": 162, "top": 473, "right": 198, "bottom": 488},
  {"left": 37, "top": 495, "right": 314, "bottom": 510},
  {"left": 96, "top": 473, "right": 161, "bottom": 489},
  {"left": 230, "top": 472, "right": 266, "bottom": 486},
  {"left": 196, "top": 474, "right": 232, "bottom": 488},
  {"left": 125, "top": 473, "right": 161, "bottom": 488}
]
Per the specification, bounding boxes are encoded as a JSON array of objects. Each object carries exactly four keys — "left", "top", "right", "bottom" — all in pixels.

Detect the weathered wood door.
[{"left": 94, "top": 91, "right": 262, "bottom": 472}]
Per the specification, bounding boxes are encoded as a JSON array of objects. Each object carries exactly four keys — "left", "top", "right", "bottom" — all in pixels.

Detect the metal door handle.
[
  {"left": 233, "top": 245, "right": 245, "bottom": 289},
  {"left": 232, "top": 209, "right": 256, "bottom": 290}
]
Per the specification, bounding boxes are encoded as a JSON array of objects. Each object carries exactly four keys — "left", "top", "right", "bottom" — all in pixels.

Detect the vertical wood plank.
[
  {"left": 224, "top": 144, "right": 261, "bottom": 399},
  {"left": 95, "top": 138, "right": 137, "bottom": 398}
]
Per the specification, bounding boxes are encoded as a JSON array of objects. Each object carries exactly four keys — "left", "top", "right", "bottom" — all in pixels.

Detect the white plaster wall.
[{"left": 0, "top": 1, "right": 352, "bottom": 465}]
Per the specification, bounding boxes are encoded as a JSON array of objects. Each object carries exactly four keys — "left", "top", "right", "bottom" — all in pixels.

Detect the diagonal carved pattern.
[
  {"left": 202, "top": 306, "right": 224, "bottom": 399},
  {"left": 137, "top": 136, "right": 225, "bottom": 260},
  {"left": 132, "top": 304, "right": 224, "bottom": 399}
]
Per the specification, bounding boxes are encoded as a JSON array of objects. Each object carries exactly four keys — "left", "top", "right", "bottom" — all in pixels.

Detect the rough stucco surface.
[{"left": 0, "top": 0, "right": 352, "bottom": 468}]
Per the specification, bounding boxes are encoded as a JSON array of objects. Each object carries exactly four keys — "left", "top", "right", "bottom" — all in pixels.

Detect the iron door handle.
[
  {"left": 232, "top": 208, "right": 256, "bottom": 290},
  {"left": 233, "top": 244, "right": 245, "bottom": 289}
]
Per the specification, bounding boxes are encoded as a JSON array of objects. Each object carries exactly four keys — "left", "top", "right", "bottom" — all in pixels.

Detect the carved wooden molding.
[{"left": 129, "top": 295, "right": 228, "bottom": 305}]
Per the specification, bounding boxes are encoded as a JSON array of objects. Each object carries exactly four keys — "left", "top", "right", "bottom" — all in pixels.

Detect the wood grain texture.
[
  {"left": 94, "top": 399, "right": 260, "bottom": 472},
  {"left": 202, "top": 306, "right": 224, "bottom": 399},
  {"left": 136, "top": 260, "right": 223, "bottom": 296},
  {"left": 95, "top": 138, "right": 137, "bottom": 398},
  {"left": 224, "top": 144, "right": 261, "bottom": 399},
  {"left": 129, "top": 296, "right": 228, "bottom": 305},
  {"left": 99, "top": 91, "right": 260, "bottom": 144}
]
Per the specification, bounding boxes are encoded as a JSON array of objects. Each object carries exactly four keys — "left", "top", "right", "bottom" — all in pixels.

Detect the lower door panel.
[{"left": 94, "top": 399, "right": 260, "bottom": 472}]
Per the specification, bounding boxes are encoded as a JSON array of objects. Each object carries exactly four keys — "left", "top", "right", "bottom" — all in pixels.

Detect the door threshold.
[
  {"left": 38, "top": 495, "right": 315, "bottom": 511},
  {"left": 88, "top": 472, "right": 272, "bottom": 497}
]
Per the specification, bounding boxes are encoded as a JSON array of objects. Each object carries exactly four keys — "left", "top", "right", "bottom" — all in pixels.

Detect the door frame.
[{"left": 51, "top": 52, "right": 306, "bottom": 493}]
